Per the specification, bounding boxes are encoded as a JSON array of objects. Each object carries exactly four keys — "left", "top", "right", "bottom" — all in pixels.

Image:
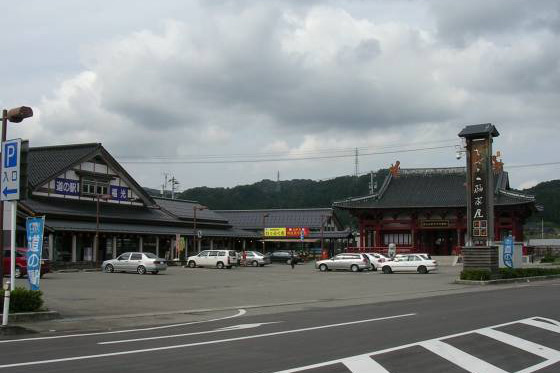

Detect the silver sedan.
[
  {"left": 315, "top": 253, "right": 370, "bottom": 272},
  {"left": 102, "top": 252, "right": 167, "bottom": 275}
]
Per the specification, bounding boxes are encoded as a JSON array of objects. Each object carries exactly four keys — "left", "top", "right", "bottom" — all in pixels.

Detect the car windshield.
[
  {"left": 420, "top": 254, "right": 432, "bottom": 260},
  {"left": 144, "top": 253, "right": 157, "bottom": 259}
]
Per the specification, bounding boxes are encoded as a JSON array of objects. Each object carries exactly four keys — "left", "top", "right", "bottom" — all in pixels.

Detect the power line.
[{"left": 119, "top": 145, "right": 456, "bottom": 165}]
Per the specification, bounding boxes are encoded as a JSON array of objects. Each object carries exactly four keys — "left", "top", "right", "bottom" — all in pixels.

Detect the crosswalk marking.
[
  {"left": 477, "top": 328, "right": 560, "bottom": 360},
  {"left": 342, "top": 356, "right": 390, "bottom": 373},
  {"left": 419, "top": 340, "right": 508, "bottom": 373},
  {"left": 273, "top": 316, "right": 560, "bottom": 373},
  {"left": 520, "top": 317, "right": 560, "bottom": 334}
]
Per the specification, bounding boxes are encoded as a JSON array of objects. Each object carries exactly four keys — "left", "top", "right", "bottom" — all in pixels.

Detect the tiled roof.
[
  {"left": 29, "top": 143, "right": 100, "bottom": 188},
  {"left": 215, "top": 208, "right": 336, "bottom": 230},
  {"left": 154, "top": 197, "right": 228, "bottom": 223},
  {"left": 334, "top": 168, "right": 535, "bottom": 209}
]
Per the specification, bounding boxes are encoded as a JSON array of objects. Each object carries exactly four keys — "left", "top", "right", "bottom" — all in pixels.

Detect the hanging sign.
[{"left": 26, "top": 216, "right": 45, "bottom": 291}]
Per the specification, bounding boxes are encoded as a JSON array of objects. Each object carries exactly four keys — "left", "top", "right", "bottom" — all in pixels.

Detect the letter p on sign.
[{"left": 4, "top": 143, "right": 17, "bottom": 168}]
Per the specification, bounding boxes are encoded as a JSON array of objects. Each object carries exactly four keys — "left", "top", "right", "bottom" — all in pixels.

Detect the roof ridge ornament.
[{"left": 389, "top": 161, "right": 400, "bottom": 177}]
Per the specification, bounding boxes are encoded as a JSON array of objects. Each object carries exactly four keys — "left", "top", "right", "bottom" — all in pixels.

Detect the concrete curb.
[
  {"left": 0, "top": 310, "right": 61, "bottom": 322},
  {"left": 455, "top": 274, "right": 560, "bottom": 285}
]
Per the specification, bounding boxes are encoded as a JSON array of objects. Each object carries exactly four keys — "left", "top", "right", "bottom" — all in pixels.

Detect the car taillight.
[
  {"left": 154, "top": 261, "right": 160, "bottom": 264},
  {"left": 227, "top": 257, "right": 231, "bottom": 264}
]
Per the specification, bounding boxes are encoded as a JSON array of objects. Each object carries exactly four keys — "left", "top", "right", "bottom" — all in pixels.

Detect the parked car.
[
  {"left": 187, "top": 250, "right": 238, "bottom": 269},
  {"left": 102, "top": 252, "right": 167, "bottom": 274},
  {"left": 242, "top": 251, "right": 271, "bottom": 267},
  {"left": 380, "top": 254, "right": 438, "bottom": 274},
  {"left": 3, "top": 248, "right": 50, "bottom": 278},
  {"left": 315, "top": 253, "right": 370, "bottom": 272},
  {"left": 269, "top": 250, "right": 301, "bottom": 265},
  {"left": 364, "top": 252, "right": 388, "bottom": 271}
]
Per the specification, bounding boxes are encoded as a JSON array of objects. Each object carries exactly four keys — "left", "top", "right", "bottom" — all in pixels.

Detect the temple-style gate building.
[{"left": 334, "top": 166, "right": 537, "bottom": 255}]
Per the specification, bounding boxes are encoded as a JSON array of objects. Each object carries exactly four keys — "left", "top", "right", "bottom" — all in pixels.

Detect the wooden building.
[{"left": 334, "top": 167, "right": 537, "bottom": 255}]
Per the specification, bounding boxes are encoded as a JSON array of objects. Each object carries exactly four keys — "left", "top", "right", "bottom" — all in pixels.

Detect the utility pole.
[
  {"left": 169, "top": 177, "right": 180, "bottom": 199},
  {"left": 161, "top": 172, "right": 169, "bottom": 197},
  {"left": 354, "top": 148, "right": 359, "bottom": 177}
]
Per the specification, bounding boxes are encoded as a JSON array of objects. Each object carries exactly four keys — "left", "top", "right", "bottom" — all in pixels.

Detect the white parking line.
[
  {"left": 343, "top": 356, "right": 390, "bottom": 373},
  {"left": 0, "top": 309, "right": 247, "bottom": 344},
  {"left": 0, "top": 313, "right": 416, "bottom": 369},
  {"left": 272, "top": 316, "right": 560, "bottom": 373}
]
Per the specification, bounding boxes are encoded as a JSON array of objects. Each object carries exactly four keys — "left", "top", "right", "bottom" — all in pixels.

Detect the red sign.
[{"left": 286, "top": 227, "right": 309, "bottom": 238}]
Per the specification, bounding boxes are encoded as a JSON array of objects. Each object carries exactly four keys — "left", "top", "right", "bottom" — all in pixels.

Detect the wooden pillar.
[
  {"left": 48, "top": 233, "right": 54, "bottom": 261},
  {"left": 93, "top": 236, "right": 98, "bottom": 262},
  {"left": 71, "top": 235, "right": 77, "bottom": 262},
  {"left": 112, "top": 236, "right": 117, "bottom": 258},
  {"left": 139, "top": 236, "right": 143, "bottom": 252},
  {"left": 155, "top": 236, "right": 160, "bottom": 257}
]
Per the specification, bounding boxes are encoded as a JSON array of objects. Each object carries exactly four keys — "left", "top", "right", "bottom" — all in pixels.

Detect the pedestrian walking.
[{"left": 290, "top": 250, "right": 295, "bottom": 269}]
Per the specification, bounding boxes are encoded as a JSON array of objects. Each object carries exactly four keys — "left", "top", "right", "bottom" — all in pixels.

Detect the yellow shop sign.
[{"left": 264, "top": 228, "right": 286, "bottom": 237}]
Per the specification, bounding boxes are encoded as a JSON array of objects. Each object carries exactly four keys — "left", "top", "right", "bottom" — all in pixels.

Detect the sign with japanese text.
[
  {"left": 1, "top": 139, "right": 21, "bottom": 201},
  {"left": 264, "top": 227, "right": 286, "bottom": 237},
  {"left": 503, "top": 236, "right": 514, "bottom": 268},
  {"left": 110, "top": 185, "right": 129, "bottom": 201},
  {"left": 286, "top": 227, "right": 309, "bottom": 238},
  {"left": 54, "top": 178, "right": 80, "bottom": 196},
  {"left": 26, "top": 216, "right": 45, "bottom": 291},
  {"left": 420, "top": 220, "right": 450, "bottom": 228},
  {"left": 469, "top": 138, "right": 490, "bottom": 245}
]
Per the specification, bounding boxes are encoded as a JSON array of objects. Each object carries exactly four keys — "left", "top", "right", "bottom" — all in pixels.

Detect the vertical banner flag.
[
  {"left": 503, "top": 235, "right": 514, "bottom": 268},
  {"left": 26, "top": 216, "right": 45, "bottom": 290}
]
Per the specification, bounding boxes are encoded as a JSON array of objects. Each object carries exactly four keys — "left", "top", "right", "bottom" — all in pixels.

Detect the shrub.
[
  {"left": 499, "top": 267, "right": 560, "bottom": 279},
  {"left": 460, "top": 269, "right": 491, "bottom": 281},
  {"left": 0, "top": 287, "right": 44, "bottom": 313},
  {"left": 540, "top": 255, "right": 559, "bottom": 263}
]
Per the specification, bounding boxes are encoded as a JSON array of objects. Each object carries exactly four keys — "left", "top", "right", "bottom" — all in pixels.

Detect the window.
[
  {"left": 117, "top": 253, "right": 130, "bottom": 261},
  {"left": 81, "top": 178, "right": 109, "bottom": 197},
  {"left": 144, "top": 253, "right": 157, "bottom": 259},
  {"left": 208, "top": 251, "right": 218, "bottom": 257},
  {"left": 130, "top": 254, "right": 142, "bottom": 260},
  {"left": 383, "top": 233, "right": 412, "bottom": 245},
  {"left": 198, "top": 251, "right": 209, "bottom": 257},
  {"left": 218, "top": 251, "right": 226, "bottom": 256}
]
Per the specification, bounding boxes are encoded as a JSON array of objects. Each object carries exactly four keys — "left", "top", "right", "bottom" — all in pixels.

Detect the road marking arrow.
[{"left": 99, "top": 322, "right": 282, "bottom": 345}]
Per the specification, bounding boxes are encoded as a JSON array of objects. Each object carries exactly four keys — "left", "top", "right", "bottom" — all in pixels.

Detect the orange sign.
[{"left": 286, "top": 227, "right": 310, "bottom": 238}]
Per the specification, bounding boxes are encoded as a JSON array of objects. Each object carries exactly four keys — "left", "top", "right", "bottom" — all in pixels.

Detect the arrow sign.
[
  {"left": 1, "top": 139, "right": 21, "bottom": 201},
  {"left": 98, "top": 322, "right": 282, "bottom": 345},
  {"left": 3, "top": 187, "right": 17, "bottom": 197}
]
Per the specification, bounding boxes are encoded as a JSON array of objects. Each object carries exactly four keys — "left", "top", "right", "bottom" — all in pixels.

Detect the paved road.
[{"left": 1, "top": 279, "right": 559, "bottom": 372}]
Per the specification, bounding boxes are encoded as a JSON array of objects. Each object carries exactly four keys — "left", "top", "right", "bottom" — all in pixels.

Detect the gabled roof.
[
  {"left": 153, "top": 197, "right": 230, "bottom": 224},
  {"left": 215, "top": 208, "right": 339, "bottom": 230},
  {"left": 458, "top": 123, "right": 500, "bottom": 138},
  {"left": 29, "top": 143, "right": 155, "bottom": 206},
  {"left": 334, "top": 168, "right": 535, "bottom": 210}
]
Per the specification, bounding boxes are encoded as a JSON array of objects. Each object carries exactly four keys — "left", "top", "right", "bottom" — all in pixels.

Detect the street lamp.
[
  {"left": 95, "top": 193, "right": 111, "bottom": 262},
  {"left": 262, "top": 213, "right": 269, "bottom": 253},
  {"left": 0, "top": 106, "right": 33, "bottom": 284},
  {"left": 193, "top": 205, "right": 207, "bottom": 254}
]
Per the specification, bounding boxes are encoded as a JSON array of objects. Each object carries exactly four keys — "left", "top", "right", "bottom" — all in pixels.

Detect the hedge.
[
  {"left": 0, "top": 287, "right": 44, "bottom": 313},
  {"left": 461, "top": 267, "right": 560, "bottom": 281}
]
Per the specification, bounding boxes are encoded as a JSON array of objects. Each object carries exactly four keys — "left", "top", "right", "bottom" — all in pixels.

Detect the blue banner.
[
  {"left": 110, "top": 185, "right": 129, "bottom": 201},
  {"left": 503, "top": 235, "right": 514, "bottom": 269},
  {"left": 26, "top": 217, "right": 45, "bottom": 291},
  {"left": 54, "top": 178, "right": 80, "bottom": 196}
]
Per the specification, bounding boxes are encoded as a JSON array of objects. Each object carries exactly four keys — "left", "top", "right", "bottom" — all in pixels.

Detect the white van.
[{"left": 187, "top": 250, "right": 238, "bottom": 269}]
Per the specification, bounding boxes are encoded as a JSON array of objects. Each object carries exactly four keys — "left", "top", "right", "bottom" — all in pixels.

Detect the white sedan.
[
  {"left": 380, "top": 254, "right": 438, "bottom": 274},
  {"left": 364, "top": 252, "right": 389, "bottom": 271}
]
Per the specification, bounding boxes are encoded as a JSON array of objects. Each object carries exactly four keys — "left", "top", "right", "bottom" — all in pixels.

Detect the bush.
[
  {"left": 499, "top": 267, "right": 560, "bottom": 279},
  {"left": 0, "top": 287, "right": 44, "bottom": 313},
  {"left": 540, "top": 255, "right": 559, "bottom": 263},
  {"left": 460, "top": 269, "right": 491, "bottom": 281}
]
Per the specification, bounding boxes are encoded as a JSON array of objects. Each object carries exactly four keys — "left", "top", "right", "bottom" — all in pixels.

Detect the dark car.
[
  {"left": 3, "top": 248, "right": 50, "bottom": 278},
  {"left": 269, "top": 250, "right": 301, "bottom": 264}
]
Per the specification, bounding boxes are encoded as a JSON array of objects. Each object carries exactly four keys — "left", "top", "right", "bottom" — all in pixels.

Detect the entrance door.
[{"left": 420, "top": 230, "right": 455, "bottom": 255}]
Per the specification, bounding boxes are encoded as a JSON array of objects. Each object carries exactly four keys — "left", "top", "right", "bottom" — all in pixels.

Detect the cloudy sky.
[{"left": 2, "top": 0, "right": 559, "bottom": 191}]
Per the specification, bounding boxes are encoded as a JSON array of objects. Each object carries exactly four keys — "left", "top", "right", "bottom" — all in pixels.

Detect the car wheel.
[
  {"left": 252, "top": 261, "right": 259, "bottom": 267},
  {"left": 137, "top": 265, "right": 147, "bottom": 275},
  {"left": 217, "top": 262, "right": 225, "bottom": 269},
  {"left": 350, "top": 264, "right": 359, "bottom": 272},
  {"left": 14, "top": 266, "right": 23, "bottom": 278},
  {"left": 286, "top": 259, "right": 291, "bottom": 265},
  {"left": 105, "top": 264, "right": 114, "bottom": 273},
  {"left": 319, "top": 264, "right": 328, "bottom": 272},
  {"left": 188, "top": 261, "right": 196, "bottom": 268},
  {"left": 418, "top": 265, "right": 428, "bottom": 274},
  {"left": 151, "top": 271, "right": 159, "bottom": 275},
  {"left": 382, "top": 266, "right": 392, "bottom": 274}
]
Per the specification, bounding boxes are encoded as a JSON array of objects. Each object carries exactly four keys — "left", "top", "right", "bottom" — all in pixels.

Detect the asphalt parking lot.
[{"left": 11, "top": 261, "right": 484, "bottom": 324}]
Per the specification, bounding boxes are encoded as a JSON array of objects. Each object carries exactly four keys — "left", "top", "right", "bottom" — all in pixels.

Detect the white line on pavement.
[
  {"left": 98, "top": 322, "right": 282, "bottom": 345},
  {"left": 343, "top": 355, "right": 390, "bottom": 373},
  {"left": 476, "top": 328, "right": 560, "bottom": 360},
  {"left": 0, "top": 313, "right": 416, "bottom": 369},
  {"left": 0, "top": 309, "right": 246, "bottom": 344},
  {"left": 271, "top": 316, "right": 560, "bottom": 373},
  {"left": 419, "top": 340, "right": 508, "bottom": 373}
]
